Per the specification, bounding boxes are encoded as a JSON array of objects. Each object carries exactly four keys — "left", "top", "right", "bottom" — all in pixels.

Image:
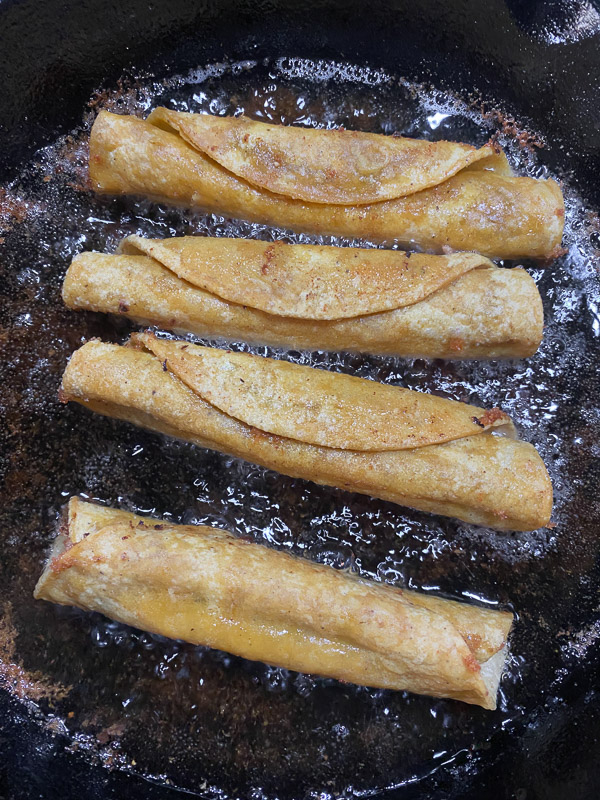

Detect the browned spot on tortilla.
[
  {"left": 261, "top": 244, "right": 277, "bottom": 275},
  {"left": 465, "top": 632, "right": 483, "bottom": 654},
  {"left": 537, "top": 244, "right": 568, "bottom": 266},
  {"left": 248, "top": 425, "right": 267, "bottom": 442},
  {"left": 448, "top": 336, "right": 465, "bottom": 353},
  {"left": 50, "top": 549, "right": 78, "bottom": 573},
  {"left": 462, "top": 652, "right": 481, "bottom": 674},
  {"left": 118, "top": 300, "right": 129, "bottom": 313},
  {"left": 476, "top": 407, "right": 508, "bottom": 427}
]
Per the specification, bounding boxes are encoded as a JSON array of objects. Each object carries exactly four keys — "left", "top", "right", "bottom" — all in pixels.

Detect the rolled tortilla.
[
  {"left": 88, "top": 109, "right": 564, "bottom": 260},
  {"left": 34, "top": 497, "right": 513, "bottom": 708},
  {"left": 59, "top": 334, "right": 552, "bottom": 530},
  {"left": 63, "top": 235, "right": 544, "bottom": 359}
]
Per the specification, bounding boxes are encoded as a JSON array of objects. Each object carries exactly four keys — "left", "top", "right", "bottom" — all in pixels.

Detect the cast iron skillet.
[{"left": 1, "top": 1, "right": 600, "bottom": 798}]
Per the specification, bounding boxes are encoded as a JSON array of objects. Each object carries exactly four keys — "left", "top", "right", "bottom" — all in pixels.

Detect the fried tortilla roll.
[
  {"left": 35, "top": 498, "right": 513, "bottom": 708},
  {"left": 63, "top": 235, "right": 544, "bottom": 358},
  {"left": 60, "top": 334, "right": 552, "bottom": 530},
  {"left": 88, "top": 109, "right": 564, "bottom": 260}
]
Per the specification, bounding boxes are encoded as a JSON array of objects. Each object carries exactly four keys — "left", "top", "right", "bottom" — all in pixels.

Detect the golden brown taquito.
[
  {"left": 59, "top": 334, "right": 552, "bottom": 530},
  {"left": 88, "top": 109, "right": 564, "bottom": 259},
  {"left": 35, "top": 498, "right": 513, "bottom": 708},
  {"left": 62, "top": 236, "right": 544, "bottom": 358}
]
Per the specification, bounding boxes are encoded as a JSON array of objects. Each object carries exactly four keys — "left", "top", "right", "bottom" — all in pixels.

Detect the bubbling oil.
[{"left": 1, "top": 57, "right": 599, "bottom": 798}]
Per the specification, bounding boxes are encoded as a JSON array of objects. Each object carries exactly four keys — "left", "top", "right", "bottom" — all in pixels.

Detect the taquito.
[
  {"left": 35, "top": 497, "right": 513, "bottom": 708},
  {"left": 59, "top": 333, "right": 552, "bottom": 530},
  {"left": 88, "top": 109, "right": 564, "bottom": 260},
  {"left": 63, "top": 235, "right": 544, "bottom": 359}
]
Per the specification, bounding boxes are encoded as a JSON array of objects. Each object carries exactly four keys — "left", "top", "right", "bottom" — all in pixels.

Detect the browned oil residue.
[{"left": 0, "top": 603, "right": 69, "bottom": 702}]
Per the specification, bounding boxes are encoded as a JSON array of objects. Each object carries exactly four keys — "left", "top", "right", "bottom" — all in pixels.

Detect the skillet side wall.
[{"left": 0, "top": 0, "right": 600, "bottom": 205}]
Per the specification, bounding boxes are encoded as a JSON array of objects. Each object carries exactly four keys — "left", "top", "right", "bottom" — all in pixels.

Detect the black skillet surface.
[{"left": 1, "top": 1, "right": 600, "bottom": 798}]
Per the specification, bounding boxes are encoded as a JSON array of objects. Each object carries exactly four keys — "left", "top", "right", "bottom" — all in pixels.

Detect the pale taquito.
[
  {"left": 59, "top": 333, "right": 552, "bottom": 530},
  {"left": 88, "top": 109, "right": 564, "bottom": 260},
  {"left": 63, "top": 235, "right": 544, "bottom": 358},
  {"left": 34, "top": 497, "right": 513, "bottom": 708}
]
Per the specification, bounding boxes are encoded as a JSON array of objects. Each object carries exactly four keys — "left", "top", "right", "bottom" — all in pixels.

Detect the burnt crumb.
[
  {"left": 153, "top": 524, "right": 165, "bottom": 530},
  {"left": 478, "top": 104, "right": 546, "bottom": 151},
  {"left": 118, "top": 301, "right": 129, "bottom": 313},
  {"left": 0, "top": 187, "right": 29, "bottom": 236},
  {"left": 52, "top": 134, "right": 92, "bottom": 192},
  {"left": 87, "top": 77, "right": 151, "bottom": 118},
  {"left": 472, "top": 416, "right": 485, "bottom": 428},
  {"left": 95, "top": 729, "right": 111, "bottom": 745},
  {"left": 181, "top": 344, "right": 189, "bottom": 350},
  {"left": 162, "top": 359, "right": 167, "bottom": 371},
  {"left": 488, "top": 133, "right": 503, "bottom": 154}
]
